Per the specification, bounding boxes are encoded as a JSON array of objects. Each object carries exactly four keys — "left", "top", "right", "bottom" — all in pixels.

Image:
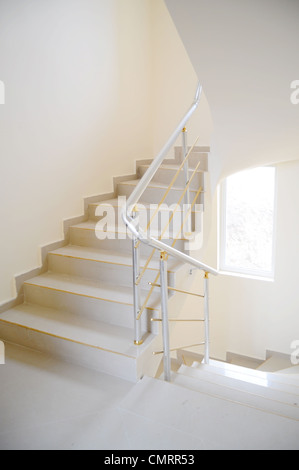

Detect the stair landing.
[{"left": 119, "top": 375, "right": 299, "bottom": 450}]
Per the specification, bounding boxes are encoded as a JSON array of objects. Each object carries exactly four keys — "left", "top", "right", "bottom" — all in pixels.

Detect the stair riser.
[
  {"left": 178, "top": 366, "right": 299, "bottom": 408},
  {"left": 69, "top": 226, "right": 186, "bottom": 253},
  {"left": 48, "top": 254, "right": 176, "bottom": 290},
  {"left": 24, "top": 284, "right": 159, "bottom": 333},
  {"left": 174, "top": 149, "right": 209, "bottom": 172},
  {"left": 0, "top": 321, "right": 139, "bottom": 381},
  {"left": 117, "top": 183, "right": 205, "bottom": 207},
  {"left": 88, "top": 204, "right": 200, "bottom": 234},
  {"left": 89, "top": 201, "right": 200, "bottom": 222},
  {"left": 138, "top": 166, "right": 205, "bottom": 190},
  {"left": 173, "top": 372, "right": 299, "bottom": 421}
]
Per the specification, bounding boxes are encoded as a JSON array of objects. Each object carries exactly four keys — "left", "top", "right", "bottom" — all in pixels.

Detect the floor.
[
  {"left": 1, "top": 342, "right": 299, "bottom": 450},
  {"left": 0, "top": 342, "right": 208, "bottom": 450},
  {"left": 0, "top": 342, "right": 137, "bottom": 450}
]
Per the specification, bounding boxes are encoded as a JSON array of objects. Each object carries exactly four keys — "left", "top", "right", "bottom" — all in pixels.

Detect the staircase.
[
  {"left": 118, "top": 353, "right": 299, "bottom": 449},
  {"left": 0, "top": 145, "right": 209, "bottom": 382},
  {"left": 174, "top": 356, "right": 299, "bottom": 417},
  {"left": 2, "top": 82, "right": 298, "bottom": 449}
]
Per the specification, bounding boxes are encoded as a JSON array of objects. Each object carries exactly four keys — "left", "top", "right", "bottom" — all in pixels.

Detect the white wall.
[
  {"left": 176, "top": 160, "right": 299, "bottom": 361},
  {"left": 0, "top": 0, "right": 154, "bottom": 303},
  {"left": 163, "top": 0, "right": 299, "bottom": 360},
  {"left": 151, "top": 0, "right": 213, "bottom": 155},
  {"left": 201, "top": 160, "right": 299, "bottom": 360},
  {"left": 165, "top": 0, "right": 299, "bottom": 189},
  {"left": 0, "top": 0, "right": 209, "bottom": 304}
]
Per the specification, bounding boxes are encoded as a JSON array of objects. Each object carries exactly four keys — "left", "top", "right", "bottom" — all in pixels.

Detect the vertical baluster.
[
  {"left": 204, "top": 271, "right": 210, "bottom": 364},
  {"left": 132, "top": 207, "right": 143, "bottom": 346},
  {"left": 160, "top": 251, "right": 171, "bottom": 382}
]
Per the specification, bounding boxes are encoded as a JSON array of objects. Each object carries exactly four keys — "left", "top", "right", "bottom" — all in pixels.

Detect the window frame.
[{"left": 218, "top": 166, "right": 277, "bottom": 281}]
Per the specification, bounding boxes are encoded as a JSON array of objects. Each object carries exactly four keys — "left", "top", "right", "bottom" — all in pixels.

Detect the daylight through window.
[{"left": 220, "top": 166, "right": 276, "bottom": 279}]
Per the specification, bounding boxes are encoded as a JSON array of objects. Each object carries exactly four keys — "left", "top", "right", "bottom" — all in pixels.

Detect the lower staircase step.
[
  {"left": 48, "top": 245, "right": 180, "bottom": 289},
  {"left": 119, "top": 375, "right": 299, "bottom": 450},
  {"left": 24, "top": 272, "right": 161, "bottom": 311},
  {"left": 191, "top": 360, "right": 299, "bottom": 393},
  {"left": 174, "top": 366, "right": 299, "bottom": 421},
  {"left": 0, "top": 303, "right": 156, "bottom": 381}
]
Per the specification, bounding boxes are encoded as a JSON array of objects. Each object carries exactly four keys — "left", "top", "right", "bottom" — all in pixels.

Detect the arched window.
[{"left": 219, "top": 166, "right": 277, "bottom": 279}]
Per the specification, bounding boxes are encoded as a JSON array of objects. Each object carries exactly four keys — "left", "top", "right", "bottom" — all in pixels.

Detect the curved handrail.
[{"left": 122, "top": 82, "right": 218, "bottom": 277}]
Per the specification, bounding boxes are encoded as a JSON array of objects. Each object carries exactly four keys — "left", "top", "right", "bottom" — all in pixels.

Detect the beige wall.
[
  {"left": 0, "top": 0, "right": 208, "bottom": 304},
  {"left": 0, "top": 0, "right": 154, "bottom": 303}
]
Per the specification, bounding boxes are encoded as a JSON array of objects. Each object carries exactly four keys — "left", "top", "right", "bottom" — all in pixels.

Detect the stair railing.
[{"left": 122, "top": 82, "right": 218, "bottom": 381}]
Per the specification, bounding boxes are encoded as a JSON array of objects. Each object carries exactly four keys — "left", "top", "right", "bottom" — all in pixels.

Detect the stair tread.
[
  {"left": 118, "top": 178, "right": 203, "bottom": 192},
  {"left": 24, "top": 272, "right": 161, "bottom": 309},
  {"left": 120, "top": 376, "right": 299, "bottom": 450},
  {"left": 71, "top": 219, "right": 193, "bottom": 241},
  {"left": 177, "top": 364, "right": 299, "bottom": 405},
  {"left": 138, "top": 163, "right": 205, "bottom": 173},
  {"left": 0, "top": 303, "right": 152, "bottom": 358},
  {"left": 172, "top": 370, "right": 299, "bottom": 421},
  {"left": 49, "top": 245, "right": 181, "bottom": 272},
  {"left": 89, "top": 197, "right": 150, "bottom": 209},
  {"left": 89, "top": 197, "right": 202, "bottom": 212},
  {"left": 192, "top": 360, "right": 299, "bottom": 389}
]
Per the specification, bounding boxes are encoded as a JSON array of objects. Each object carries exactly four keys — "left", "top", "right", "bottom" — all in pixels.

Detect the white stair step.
[
  {"left": 88, "top": 197, "right": 125, "bottom": 221},
  {"left": 0, "top": 304, "right": 156, "bottom": 381},
  {"left": 24, "top": 272, "right": 142, "bottom": 305},
  {"left": 48, "top": 245, "right": 181, "bottom": 289},
  {"left": 257, "top": 355, "right": 292, "bottom": 373},
  {"left": 138, "top": 164, "right": 205, "bottom": 190},
  {"left": 49, "top": 245, "right": 180, "bottom": 272},
  {"left": 169, "top": 147, "right": 209, "bottom": 172},
  {"left": 88, "top": 197, "right": 202, "bottom": 235},
  {"left": 0, "top": 304, "right": 137, "bottom": 356},
  {"left": 119, "top": 375, "right": 299, "bottom": 450},
  {"left": 69, "top": 220, "right": 187, "bottom": 253},
  {"left": 276, "top": 366, "right": 299, "bottom": 375},
  {"left": 192, "top": 360, "right": 299, "bottom": 392},
  {"left": 175, "top": 365, "right": 299, "bottom": 420},
  {"left": 178, "top": 364, "right": 299, "bottom": 406},
  {"left": 23, "top": 272, "right": 161, "bottom": 330},
  {"left": 117, "top": 179, "right": 205, "bottom": 206}
]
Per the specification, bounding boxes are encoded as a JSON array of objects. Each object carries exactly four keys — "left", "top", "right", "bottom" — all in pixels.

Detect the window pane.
[{"left": 223, "top": 167, "right": 276, "bottom": 276}]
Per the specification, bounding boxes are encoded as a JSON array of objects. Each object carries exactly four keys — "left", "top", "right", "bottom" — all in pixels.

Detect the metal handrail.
[
  {"left": 122, "top": 81, "right": 218, "bottom": 381},
  {"left": 122, "top": 82, "right": 218, "bottom": 277},
  {"left": 136, "top": 160, "right": 203, "bottom": 287}
]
